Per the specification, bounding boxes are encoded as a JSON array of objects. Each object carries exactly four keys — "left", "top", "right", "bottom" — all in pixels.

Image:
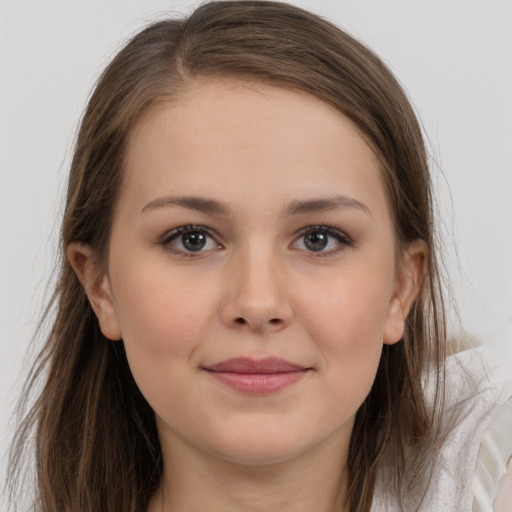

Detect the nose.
[{"left": 220, "top": 245, "right": 293, "bottom": 333}]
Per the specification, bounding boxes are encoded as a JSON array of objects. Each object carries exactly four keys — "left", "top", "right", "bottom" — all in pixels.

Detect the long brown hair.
[{"left": 8, "top": 2, "right": 446, "bottom": 511}]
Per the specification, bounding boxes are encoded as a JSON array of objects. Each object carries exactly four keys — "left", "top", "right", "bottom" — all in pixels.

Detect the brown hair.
[{"left": 8, "top": 2, "right": 446, "bottom": 511}]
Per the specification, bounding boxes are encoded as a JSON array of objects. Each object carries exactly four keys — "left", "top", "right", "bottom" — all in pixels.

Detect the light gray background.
[{"left": 1, "top": 0, "right": 511, "bottom": 501}]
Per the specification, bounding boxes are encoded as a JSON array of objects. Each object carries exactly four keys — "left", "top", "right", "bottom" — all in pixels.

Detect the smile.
[{"left": 203, "top": 357, "right": 311, "bottom": 393}]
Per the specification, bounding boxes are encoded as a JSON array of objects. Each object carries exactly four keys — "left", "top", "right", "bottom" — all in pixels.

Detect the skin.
[{"left": 69, "top": 80, "right": 425, "bottom": 512}]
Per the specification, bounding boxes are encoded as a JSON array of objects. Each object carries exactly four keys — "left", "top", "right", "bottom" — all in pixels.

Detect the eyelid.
[
  {"left": 158, "top": 223, "right": 352, "bottom": 257},
  {"left": 291, "top": 224, "right": 353, "bottom": 254},
  {"left": 294, "top": 224, "right": 351, "bottom": 242},
  {"left": 159, "top": 224, "right": 223, "bottom": 255}
]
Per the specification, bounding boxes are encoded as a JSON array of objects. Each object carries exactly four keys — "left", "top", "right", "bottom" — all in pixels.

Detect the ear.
[
  {"left": 383, "top": 240, "right": 427, "bottom": 345},
  {"left": 67, "top": 243, "right": 122, "bottom": 341}
]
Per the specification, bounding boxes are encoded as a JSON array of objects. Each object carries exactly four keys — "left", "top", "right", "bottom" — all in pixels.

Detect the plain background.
[{"left": 1, "top": 0, "right": 511, "bottom": 503}]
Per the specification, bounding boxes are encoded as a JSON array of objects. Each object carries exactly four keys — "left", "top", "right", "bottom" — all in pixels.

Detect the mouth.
[{"left": 202, "top": 357, "right": 311, "bottom": 394}]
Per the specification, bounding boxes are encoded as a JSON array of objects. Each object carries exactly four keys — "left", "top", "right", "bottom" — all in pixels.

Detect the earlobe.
[
  {"left": 67, "top": 243, "right": 122, "bottom": 341},
  {"left": 383, "top": 240, "right": 427, "bottom": 345}
]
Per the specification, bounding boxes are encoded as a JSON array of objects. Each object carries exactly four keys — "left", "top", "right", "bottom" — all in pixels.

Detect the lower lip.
[{"left": 206, "top": 370, "right": 308, "bottom": 393}]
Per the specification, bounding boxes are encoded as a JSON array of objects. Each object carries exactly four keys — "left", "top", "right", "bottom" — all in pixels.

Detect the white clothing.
[{"left": 371, "top": 347, "right": 512, "bottom": 512}]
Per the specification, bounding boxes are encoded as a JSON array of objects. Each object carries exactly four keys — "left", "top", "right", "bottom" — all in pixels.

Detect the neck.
[{"left": 149, "top": 433, "right": 350, "bottom": 512}]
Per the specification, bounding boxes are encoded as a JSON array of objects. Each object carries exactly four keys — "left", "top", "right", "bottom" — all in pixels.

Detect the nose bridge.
[{"left": 221, "top": 237, "right": 292, "bottom": 332}]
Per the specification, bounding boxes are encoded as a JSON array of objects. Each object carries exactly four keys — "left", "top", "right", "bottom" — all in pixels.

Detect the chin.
[
  {"left": 214, "top": 442, "right": 307, "bottom": 467},
  {"left": 203, "top": 422, "right": 327, "bottom": 467}
]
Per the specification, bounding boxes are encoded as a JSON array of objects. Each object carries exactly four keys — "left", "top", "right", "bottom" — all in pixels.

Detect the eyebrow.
[
  {"left": 141, "top": 196, "right": 230, "bottom": 215},
  {"left": 140, "top": 194, "right": 371, "bottom": 217},
  {"left": 285, "top": 196, "right": 372, "bottom": 217}
]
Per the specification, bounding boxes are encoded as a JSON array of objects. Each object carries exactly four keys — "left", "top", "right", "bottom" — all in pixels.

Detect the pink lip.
[{"left": 203, "top": 357, "right": 310, "bottom": 394}]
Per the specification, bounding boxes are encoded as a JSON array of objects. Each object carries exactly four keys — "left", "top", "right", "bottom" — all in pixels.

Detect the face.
[{"left": 71, "top": 80, "right": 423, "bottom": 468}]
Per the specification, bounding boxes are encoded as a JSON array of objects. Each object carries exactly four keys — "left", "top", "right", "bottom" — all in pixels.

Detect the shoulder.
[
  {"left": 372, "top": 346, "right": 512, "bottom": 512},
  {"left": 468, "top": 346, "right": 512, "bottom": 512},
  {"left": 429, "top": 347, "right": 512, "bottom": 512},
  {"left": 475, "top": 397, "right": 512, "bottom": 512}
]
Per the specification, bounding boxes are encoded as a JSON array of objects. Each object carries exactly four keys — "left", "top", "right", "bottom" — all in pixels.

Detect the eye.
[
  {"left": 291, "top": 226, "right": 351, "bottom": 254},
  {"left": 160, "top": 225, "right": 221, "bottom": 254}
]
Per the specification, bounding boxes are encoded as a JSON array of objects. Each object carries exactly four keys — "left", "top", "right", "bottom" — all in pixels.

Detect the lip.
[{"left": 203, "top": 357, "right": 310, "bottom": 394}]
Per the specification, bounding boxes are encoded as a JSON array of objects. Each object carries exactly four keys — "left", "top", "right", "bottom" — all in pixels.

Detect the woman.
[{"left": 7, "top": 1, "right": 511, "bottom": 511}]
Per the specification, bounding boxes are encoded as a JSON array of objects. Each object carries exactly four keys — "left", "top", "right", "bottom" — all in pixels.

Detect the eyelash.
[
  {"left": 159, "top": 224, "right": 352, "bottom": 257},
  {"left": 159, "top": 224, "right": 221, "bottom": 257},
  {"left": 293, "top": 225, "right": 353, "bottom": 256}
]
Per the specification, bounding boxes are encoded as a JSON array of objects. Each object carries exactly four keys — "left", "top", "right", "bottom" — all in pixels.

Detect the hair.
[{"left": 8, "top": 2, "right": 447, "bottom": 511}]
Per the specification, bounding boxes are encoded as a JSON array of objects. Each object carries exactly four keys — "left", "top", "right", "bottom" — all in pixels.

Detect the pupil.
[
  {"left": 182, "top": 232, "right": 206, "bottom": 251},
  {"left": 305, "top": 232, "right": 328, "bottom": 251}
]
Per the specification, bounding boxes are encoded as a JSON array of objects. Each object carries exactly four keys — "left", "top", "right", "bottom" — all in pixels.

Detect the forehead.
[{"left": 120, "top": 80, "right": 390, "bottom": 222}]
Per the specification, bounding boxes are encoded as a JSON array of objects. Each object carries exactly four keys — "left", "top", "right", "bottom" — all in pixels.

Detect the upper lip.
[{"left": 203, "top": 357, "right": 309, "bottom": 374}]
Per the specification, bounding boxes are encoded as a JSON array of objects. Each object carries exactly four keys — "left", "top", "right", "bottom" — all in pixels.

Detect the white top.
[{"left": 371, "top": 347, "right": 512, "bottom": 512}]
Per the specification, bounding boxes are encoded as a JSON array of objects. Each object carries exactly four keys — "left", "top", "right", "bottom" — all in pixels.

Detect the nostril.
[{"left": 230, "top": 317, "right": 285, "bottom": 329}]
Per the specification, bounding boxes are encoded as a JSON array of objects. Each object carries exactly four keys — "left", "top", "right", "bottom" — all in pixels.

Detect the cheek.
[
  {"left": 110, "top": 263, "right": 220, "bottom": 393},
  {"left": 296, "top": 258, "right": 394, "bottom": 396},
  {"left": 302, "top": 291, "right": 385, "bottom": 422},
  {"left": 300, "top": 270, "right": 393, "bottom": 351},
  {"left": 110, "top": 267, "right": 222, "bottom": 422},
  {"left": 114, "top": 264, "right": 214, "bottom": 342}
]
